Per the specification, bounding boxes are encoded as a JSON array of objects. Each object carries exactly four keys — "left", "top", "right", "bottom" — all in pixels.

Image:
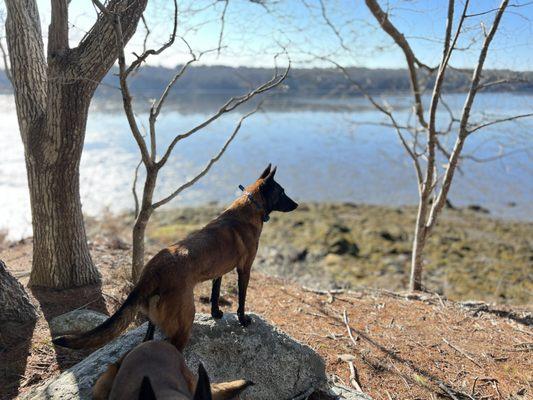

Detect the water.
[{"left": 0, "top": 92, "right": 531, "bottom": 240}]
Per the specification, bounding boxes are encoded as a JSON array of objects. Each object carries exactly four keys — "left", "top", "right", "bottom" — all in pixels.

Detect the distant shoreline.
[{"left": 1, "top": 64, "right": 532, "bottom": 96}]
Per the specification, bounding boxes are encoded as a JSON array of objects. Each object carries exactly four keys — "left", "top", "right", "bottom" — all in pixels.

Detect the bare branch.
[
  {"left": 140, "top": 15, "right": 150, "bottom": 54},
  {"left": 322, "top": 57, "right": 424, "bottom": 186},
  {"left": 92, "top": 0, "right": 152, "bottom": 167},
  {"left": 132, "top": 159, "right": 142, "bottom": 218},
  {"left": 464, "top": 1, "right": 532, "bottom": 18},
  {"left": 468, "top": 112, "right": 533, "bottom": 134},
  {"left": 152, "top": 107, "right": 261, "bottom": 209},
  {"left": 423, "top": 0, "right": 458, "bottom": 212},
  {"left": 478, "top": 77, "right": 530, "bottom": 91},
  {"left": 462, "top": 148, "right": 529, "bottom": 163},
  {"left": 217, "top": 0, "right": 229, "bottom": 55},
  {"left": 48, "top": 0, "right": 69, "bottom": 58},
  {"left": 318, "top": 0, "right": 349, "bottom": 51},
  {"left": 0, "top": 39, "right": 12, "bottom": 85},
  {"left": 427, "top": 0, "right": 509, "bottom": 231},
  {"left": 365, "top": 0, "right": 433, "bottom": 129},
  {"left": 156, "top": 62, "right": 290, "bottom": 169},
  {"left": 126, "top": 0, "right": 178, "bottom": 76},
  {"left": 151, "top": 38, "right": 200, "bottom": 122},
  {"left": 78, "top": 0, "right": 147, "bottom": 83}
]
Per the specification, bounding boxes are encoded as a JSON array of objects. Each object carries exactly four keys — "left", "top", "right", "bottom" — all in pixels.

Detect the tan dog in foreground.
[
  {"left": 93, "top": 340, "right": 253, "bottom": 400},
  {"left": 53, "top": 165, "right": 298, "bottom": 351}
]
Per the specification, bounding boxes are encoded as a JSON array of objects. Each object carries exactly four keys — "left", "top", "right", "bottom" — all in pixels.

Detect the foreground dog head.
[
  {"left": 95, "top": 341, "right": 253, "bottom": 400},
  {"left": 257, "top": 164, "right": 298, "bottom": 213},
  {"left": 139, "top": 363, "right": 239, "bottom": 400}
]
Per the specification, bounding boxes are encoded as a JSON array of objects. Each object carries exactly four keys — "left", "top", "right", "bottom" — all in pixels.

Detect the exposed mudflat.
[{"left": 142, "top": 202, "right": 532, "bottom": 305}]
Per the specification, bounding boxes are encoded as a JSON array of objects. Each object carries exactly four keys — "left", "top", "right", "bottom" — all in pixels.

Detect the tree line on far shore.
[{"left": 1, "top": 65, "right": 531, "bottom": 98}]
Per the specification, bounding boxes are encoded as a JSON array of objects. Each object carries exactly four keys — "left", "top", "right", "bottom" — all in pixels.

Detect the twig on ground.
[
  {"left": 492, "top": 380, "right": 502, "bottom": 399},
  {"left": 342, "top": 309, "right": 359, "bottom": 347},
  {"left": 442, "top": 338, "right": 482, "bottom": 367},
  {"left": 338, "top": 354, "right": 364, "bottom": 393},
  {"left": 471, "top": 377, "right": 479, "bottom": 397},
  {"left": 348, "top": 360, "right": 364, "bottom": 392},
  {"left": 70, "top": 298, "right": 101, "bottom": 313},
  {"left": 438, "top": 382, "right": 461, "bottom": 400},
  {"left": 302, "top": 286, "right": 345, "bottom": 295}
]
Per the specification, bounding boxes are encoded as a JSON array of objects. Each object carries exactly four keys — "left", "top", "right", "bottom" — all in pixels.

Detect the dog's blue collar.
[{"left": 238, "top": 184, "right": 270, "bottom": 222}]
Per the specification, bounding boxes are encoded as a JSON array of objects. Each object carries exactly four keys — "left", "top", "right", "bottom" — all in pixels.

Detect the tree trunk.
[
  {"left": 132, "top": 213, "right": 150, "bottom": 282},
  {"left": 0, "top": 260, "right": 38, "bottom": 323},
  {"left": 5, "top": 0, "right": 147, "bottom": 288},
  {"left": 131, "top": 171, "right": 157, "bottom": 282},
  {"left": 26, "top": 82, "right": 100, "bottom": 287},
  {"left": 409, "top": 199, "right": 428, "bottom": 291}
]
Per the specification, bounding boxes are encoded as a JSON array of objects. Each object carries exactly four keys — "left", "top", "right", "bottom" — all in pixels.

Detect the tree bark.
[
  {"left": 409, "top": 204, "right": 427, "bottom": 291},
  {"left": 26, "top": 81, "right": 101, "bottom": 287},
  {"left": 131, "top": 171, "right": 157, "bottom": 281},
  {"left": 5, "top": 0, "right": 148, "bottom": 288},
  {"left": 0, "top": 260, "right": 38, "bottom": 323}
]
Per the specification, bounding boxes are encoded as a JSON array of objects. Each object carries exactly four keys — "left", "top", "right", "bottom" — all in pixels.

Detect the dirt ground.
[{"left": 1, "top": 238, "right": 531, "bottom": 400}]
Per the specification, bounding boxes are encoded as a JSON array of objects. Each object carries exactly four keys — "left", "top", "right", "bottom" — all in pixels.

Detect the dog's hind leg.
[
  {"left": 143, "top": 295, "right": 159, "bottom": 342},
  {"left": 237, "top": 269, "right": 251, "bottom": 327},
  {"left": 158, "top": 289, "right": 195, "bottom": 351},
  {"left": 210, "top": 276, "right": 224, "bottom": 319}
]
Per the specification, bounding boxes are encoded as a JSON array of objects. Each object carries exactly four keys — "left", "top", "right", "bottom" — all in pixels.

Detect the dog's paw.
[
  {"left": 238, "top": 314, "right": 252, "bottom": 327},
  {"left": 211, "top": 308, "right": 224, "bottom": 319}
]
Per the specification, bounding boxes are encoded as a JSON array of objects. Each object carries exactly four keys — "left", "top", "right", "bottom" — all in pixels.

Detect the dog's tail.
[
  {"left": 211, "top": 380, "right": 254, "bottom": 400},
  {"left": 52, "top": 288, "right": 142, "bottom": 349}
]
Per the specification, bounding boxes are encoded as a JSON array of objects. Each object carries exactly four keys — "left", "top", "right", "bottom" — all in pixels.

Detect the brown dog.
[
  {"left": 93, "top": 340, "right": 253, "bottom": 400},
  {"left": 53, "top": 165, "right": 297, "bottom": 351}
]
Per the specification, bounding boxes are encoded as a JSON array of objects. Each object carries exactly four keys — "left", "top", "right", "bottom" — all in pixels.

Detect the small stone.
[{"left": 49, "top": 309, "right": 108, "bottom": 337}]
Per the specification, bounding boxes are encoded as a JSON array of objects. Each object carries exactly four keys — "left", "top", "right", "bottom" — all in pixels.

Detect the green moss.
[{"left": 144, "top": 203, "right": 532, "bottom": 305}]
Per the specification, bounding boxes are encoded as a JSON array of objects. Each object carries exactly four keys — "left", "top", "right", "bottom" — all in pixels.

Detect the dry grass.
[{"left": 1, "top": 235, "right": 531, "bottom": 400}]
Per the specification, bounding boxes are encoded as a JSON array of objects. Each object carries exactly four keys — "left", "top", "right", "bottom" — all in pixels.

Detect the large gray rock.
[
  {"left": 18, "top": 313, "right": 326, "bottom": 400},
  {"left": 49, "top": 309, "right": 108, "bottom": 336}
]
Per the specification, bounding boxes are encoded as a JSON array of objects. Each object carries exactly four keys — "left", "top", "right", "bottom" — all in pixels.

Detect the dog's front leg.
[
  {"left": 237, "top": 270, "right": 251, "bottom": 327},
  {"left": 210, "top": 277, "right": 224, "bottom": 319}
]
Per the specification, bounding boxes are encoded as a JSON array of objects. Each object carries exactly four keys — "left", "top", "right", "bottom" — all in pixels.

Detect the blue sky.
[{"left": 24, "top": 0, "right": 533, "bottom": 71}]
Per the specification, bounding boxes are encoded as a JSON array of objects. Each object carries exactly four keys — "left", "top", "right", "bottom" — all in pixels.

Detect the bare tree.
[
  {"left": 94, "top": 0, "right": 289, "bottom": 281},
  {"left": 362, "top": 0, "right": 532, "bottom": 290},
  {"left": 3, "top": 0, "right": 148, "bottom": 288},
  {"left": 307, "top": 0, "right": 531, "bottom": 291}
]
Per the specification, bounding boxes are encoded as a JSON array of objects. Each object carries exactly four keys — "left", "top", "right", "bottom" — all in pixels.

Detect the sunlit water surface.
[{"left": 0, "top": 93, "right": 531, "bottom": 239}]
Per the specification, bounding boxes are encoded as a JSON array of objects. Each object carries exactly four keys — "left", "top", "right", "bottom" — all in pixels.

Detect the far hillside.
[{"left": 0, "top": 66, "right": 531, "bottom": 98}]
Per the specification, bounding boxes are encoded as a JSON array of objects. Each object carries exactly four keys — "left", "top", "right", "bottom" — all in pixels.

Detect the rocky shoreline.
[{"left": 86, "top": 202, "right": 532, "bottom": 305}]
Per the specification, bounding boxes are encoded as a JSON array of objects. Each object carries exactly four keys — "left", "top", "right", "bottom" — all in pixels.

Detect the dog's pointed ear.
[
  {"left": 259, "top": 163, "right": 272, "bottom": 179},
  {"left": 265, "top": 165, "right": 277, "bottom": 182},
  {"left": 211, "top": 380, "right": 254, "bottom": 400},
  {"left": 139, "top": 376, "right": 157, "bottom": 400},
  {"left": 194, "top": 363, "right": 213, "bottom": 400}
]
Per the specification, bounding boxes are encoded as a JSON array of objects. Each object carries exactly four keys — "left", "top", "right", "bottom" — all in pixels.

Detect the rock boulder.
[
  {"left": 49, "top": 309, "right": 108, "bottom": 337},
  {"left": 19, "top": 313, "right": 326, "bottom": 400}
]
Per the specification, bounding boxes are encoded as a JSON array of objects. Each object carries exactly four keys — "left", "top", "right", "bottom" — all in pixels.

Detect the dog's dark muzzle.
[{"left": 277, "top": 194, "right": 298, "bottom": 212}]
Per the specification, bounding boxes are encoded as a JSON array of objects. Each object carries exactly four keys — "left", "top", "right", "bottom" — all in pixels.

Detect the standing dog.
[
  {"left": 93, "top": 340, "right": 253, "bottom": 400},
  {"left": 53, "top": 165, "right": 297, "bottom": 351}
]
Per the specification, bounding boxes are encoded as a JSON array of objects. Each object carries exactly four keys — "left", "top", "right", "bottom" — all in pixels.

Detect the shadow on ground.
[
  {"left": 31, "top": 282, "right": 109, "bottom": 372},
  {"left": 0, "top": 320, "right": 36, "bottom": 400}
]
